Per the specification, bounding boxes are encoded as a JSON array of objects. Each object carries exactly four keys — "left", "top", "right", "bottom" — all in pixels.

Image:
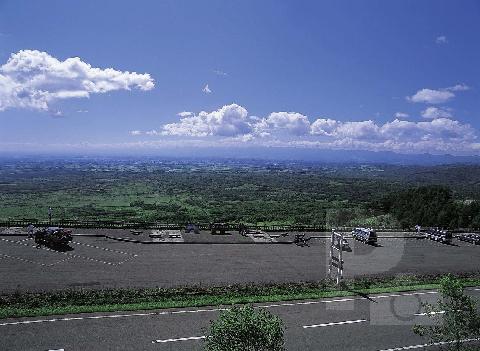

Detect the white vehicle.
[{"left": 351, "top": 228, "right": 377, "bottom": 244}]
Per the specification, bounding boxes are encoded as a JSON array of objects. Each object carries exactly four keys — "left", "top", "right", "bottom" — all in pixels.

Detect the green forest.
[{"left": 0, "top": 158, "right": 479, "bottom": 229}]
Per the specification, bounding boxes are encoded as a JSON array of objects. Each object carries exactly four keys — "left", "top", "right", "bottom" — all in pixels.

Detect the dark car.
[{"left": 34, "top": 227, "right": 73, "bottom": 247}]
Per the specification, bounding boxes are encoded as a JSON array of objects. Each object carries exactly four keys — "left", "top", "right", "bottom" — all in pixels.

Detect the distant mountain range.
[{"left": 3, "top": 147, "right": 480, "bottom": 165}]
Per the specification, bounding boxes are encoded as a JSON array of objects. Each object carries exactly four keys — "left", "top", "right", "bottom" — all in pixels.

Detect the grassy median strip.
[{"left": 1, "top": 273, "right": 479, "bottom": 319}]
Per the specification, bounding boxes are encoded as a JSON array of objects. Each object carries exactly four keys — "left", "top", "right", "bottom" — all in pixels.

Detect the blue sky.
[{"left": 0, "top": 0, "right": 479, "bottom": 156}]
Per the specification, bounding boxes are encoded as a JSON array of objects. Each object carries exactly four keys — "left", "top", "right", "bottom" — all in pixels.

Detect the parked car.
[
  {"left": 458, "top": 233, "right": 480, "bottom": 245},
  {"left": 424, "top": 228, "right": 452, "bottom": 244},
  {"left": 351, "top": 228, "right": 377, "bottom": 244},
  {"left": 34, "top": 227, "right": 73, "bottom": 247}
]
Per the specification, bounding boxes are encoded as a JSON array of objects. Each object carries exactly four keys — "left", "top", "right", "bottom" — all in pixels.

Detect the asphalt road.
[
  {"left": 1, "top": 288, "right": 479, "bottom": 351},
  {"left": 0, "top": 232, "right": 479, "bottom": 293}
]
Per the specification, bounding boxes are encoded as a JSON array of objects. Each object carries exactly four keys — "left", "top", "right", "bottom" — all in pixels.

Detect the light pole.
[{"left": 48, "top": 207, "right": 52, "bottom": 225}]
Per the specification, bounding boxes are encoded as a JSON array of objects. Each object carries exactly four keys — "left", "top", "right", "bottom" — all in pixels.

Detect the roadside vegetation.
[
  {"left": 414, "top": 275, "right": 480, "bottom": 350},
  {"left": 1, "top": 273, "right": 479, "bottom": 319},
  {"left": 204, "top": 305, "right": 285, "bottom": 351}
]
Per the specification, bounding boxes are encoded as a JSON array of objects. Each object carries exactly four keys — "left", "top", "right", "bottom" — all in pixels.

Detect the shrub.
[
  {"left": 203, "top": 305, "right": 285, "bottom": 351},
  {"left": 413, "top": 275, "right": 480, "bottom": 350}
]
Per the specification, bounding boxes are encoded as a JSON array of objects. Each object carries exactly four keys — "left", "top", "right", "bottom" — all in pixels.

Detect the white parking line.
[
  {"left": 0, "top": 253, "right": 48, "bottom": 266},
  {"left": 0, "top": 237, "right": 124, "bottom": 266},
  {"left": 0, "top": 290, "right": 446, "bottom": 327},
  {"left": 152, "top": 336, "right": 206, "bottom": 343},
  {"left": 377, "top": 337, "right": 480, "bottom": 351},
  {"left": 71, "top": 241, "right": 137, "bottom": 256},
  {"left": 303, "top": 319, "right": 367, "bottom": 329}
]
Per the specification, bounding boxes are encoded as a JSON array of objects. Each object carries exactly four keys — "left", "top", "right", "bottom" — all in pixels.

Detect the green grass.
[{"left": 1, "top": 274, "right": 479, "bottom": 319}]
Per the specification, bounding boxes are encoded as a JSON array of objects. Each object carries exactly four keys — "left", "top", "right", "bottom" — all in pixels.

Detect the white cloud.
[
  {"left": 177, "top": 111, "right": 193, "bottom": 117},
  {"left": 213, "top": 69, "right": 228, "bottom": 77},
  {"left": 407, "top": 84, "right": 469, "bottom": 104},
  {"left": 0, "top": 49, "right": 154, "bottom": 113},
  {"left": 335, "top": 120, "right": 381, "bottom": 140},
  {"left": 445, "top": 83, "right": 469, "bottom": 92},
  {"left": 310, "top": 118, "right": 339, "bottom": 136},
  {"left": 421, "top": 106, "right": 452, "bottom": 119},
  {"left": 162, "top": 103, "right": 251, "bottom": 137},
  {"left": 130, "top": 130, "right": 142, "bottom": 135},
  {"left": 255, "top": 112, "right": 311, "bottom": 136},
  {"left": 394, "top": 112, "right": 409, "bottom": 119},
  {"left": 407, "top": 88, "right": 454, "bottom": 104},
  {"left": 435, "top": 35, "right": 448, "bottom": 44},
  {"left": 155, "top": 103, "right": 478, "bottom": 155},
  {"left": 202, "top": 84, "right": 212, "bottom": 94}
]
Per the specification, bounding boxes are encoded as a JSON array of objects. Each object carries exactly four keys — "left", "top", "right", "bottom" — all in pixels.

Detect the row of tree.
[{"left": 374, "top": 185, "right": 480, "bottom": 229}]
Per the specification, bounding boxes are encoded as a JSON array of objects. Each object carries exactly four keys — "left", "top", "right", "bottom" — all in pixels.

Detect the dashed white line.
[
  {"left": 377, "top": 337, "right": 480, "bottom": 351},
  {"left": 71, "top": 241, "right": 137, "bottom": 256},
  {"left": 0, "top": 237, "right": 125, "bottom": 266},
  {"left": 0, "top": 253, "right": 48, "bottom": 266},
  {"left": 152, "top": 336, "right": 206, "bottom": 343},
  {"left": 414, "top": 310, "right": 445, "bottom": 316},
  {"left": 303, "top": 319, "right": 367, "bottom": 329}
]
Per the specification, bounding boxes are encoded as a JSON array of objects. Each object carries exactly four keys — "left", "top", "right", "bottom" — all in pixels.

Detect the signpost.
[{"left": 329, "top": 229, "right": 344, "bottom": 285}]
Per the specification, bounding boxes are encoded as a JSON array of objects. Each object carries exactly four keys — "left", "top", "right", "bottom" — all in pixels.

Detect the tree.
[
  {"left": 382, "top": 186, "right": 460, "bottom": 228},
  {"left": 413, "top": 275, "right": 480, "bottom": 350},
  {"left": 203, "top": 305, "right": 285, "bottom": 351}
]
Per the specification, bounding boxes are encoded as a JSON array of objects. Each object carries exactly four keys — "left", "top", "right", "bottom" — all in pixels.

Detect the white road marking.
[
  {"left": 48, "top": 349, "right": 64, "bottom": 351},
  {"left": 377, "top": 337, "right": 480, "bottom": 351},
  {"left": 303, "top": 319, "right": 367, "bottom": 328},
  {"left": 0, "top": 290, "right": 451, "bottom": 327},
  {"left": 0, "top": 253, "right": 48, "bottom": 266},
  {"left": 71, "top": 241, "right": 137, "bottom": 256},
  {"left": 0, "top": 308, "right": 229, "bottom": 327},
  {"left": 414, "top": 310, "right": 445, "bottom": 316},
  {"left": 152, "top": 336, "right": 206, "bottom": 343},
  {"left": 0, "top": 237, "right": 126, "bottom": 266}
]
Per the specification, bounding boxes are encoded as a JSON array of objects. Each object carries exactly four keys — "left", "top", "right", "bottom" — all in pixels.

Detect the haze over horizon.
[{"left": 1, "top": 1, "right": 479, "bottom": 158}]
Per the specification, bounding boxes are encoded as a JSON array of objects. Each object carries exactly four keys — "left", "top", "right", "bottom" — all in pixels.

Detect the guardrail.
[
  {"left": 0, "top": 220, "right": 328, "bottom": 232},
  {"left": 0, "top": 219, "right": 478, "bottom": 233}
]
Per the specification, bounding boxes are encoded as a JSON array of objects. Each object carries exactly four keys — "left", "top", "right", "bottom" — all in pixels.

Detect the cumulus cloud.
[
  {"left": 130, "top": 130, "right": 142, "bottom": 135},
  {"left": 435, "top": 35, "right": 448, "bottom": 44},
  {"left": 394, "top": 112, "right": 409, "bottom": 119},
  {"left": 310, "top": 118, "right": 339, "bottom": 136},
  {"left": 177, "top": 111, "right": 193, "bottom": 117},
  {"left": 155, "top": 103, "right": 478, "bottom": 154},
  {"left": 407, "top": 84, "right": 469, "bottom": 104},
  {"left": 255, "top": 112, "right": 311, "bottom": 136},
  {"left": 0, "top": 49, "right": 154, "bottom": 113},
  {"left": 162, "top": 103, "right": 251, "bottom": 137},
  {"left": 202, "top": 84, "right": 212, "bottom": 94},
  {"left": 407, "top": 88, "right": 455, "bottom": 104},
  {"left": 421, "top": 106, "right": 453, "bottom": 119}
]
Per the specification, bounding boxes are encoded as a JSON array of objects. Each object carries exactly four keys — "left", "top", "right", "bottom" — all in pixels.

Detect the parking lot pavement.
[{"left": 0, "top": 231, "right": 479, "bottom": 293}]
